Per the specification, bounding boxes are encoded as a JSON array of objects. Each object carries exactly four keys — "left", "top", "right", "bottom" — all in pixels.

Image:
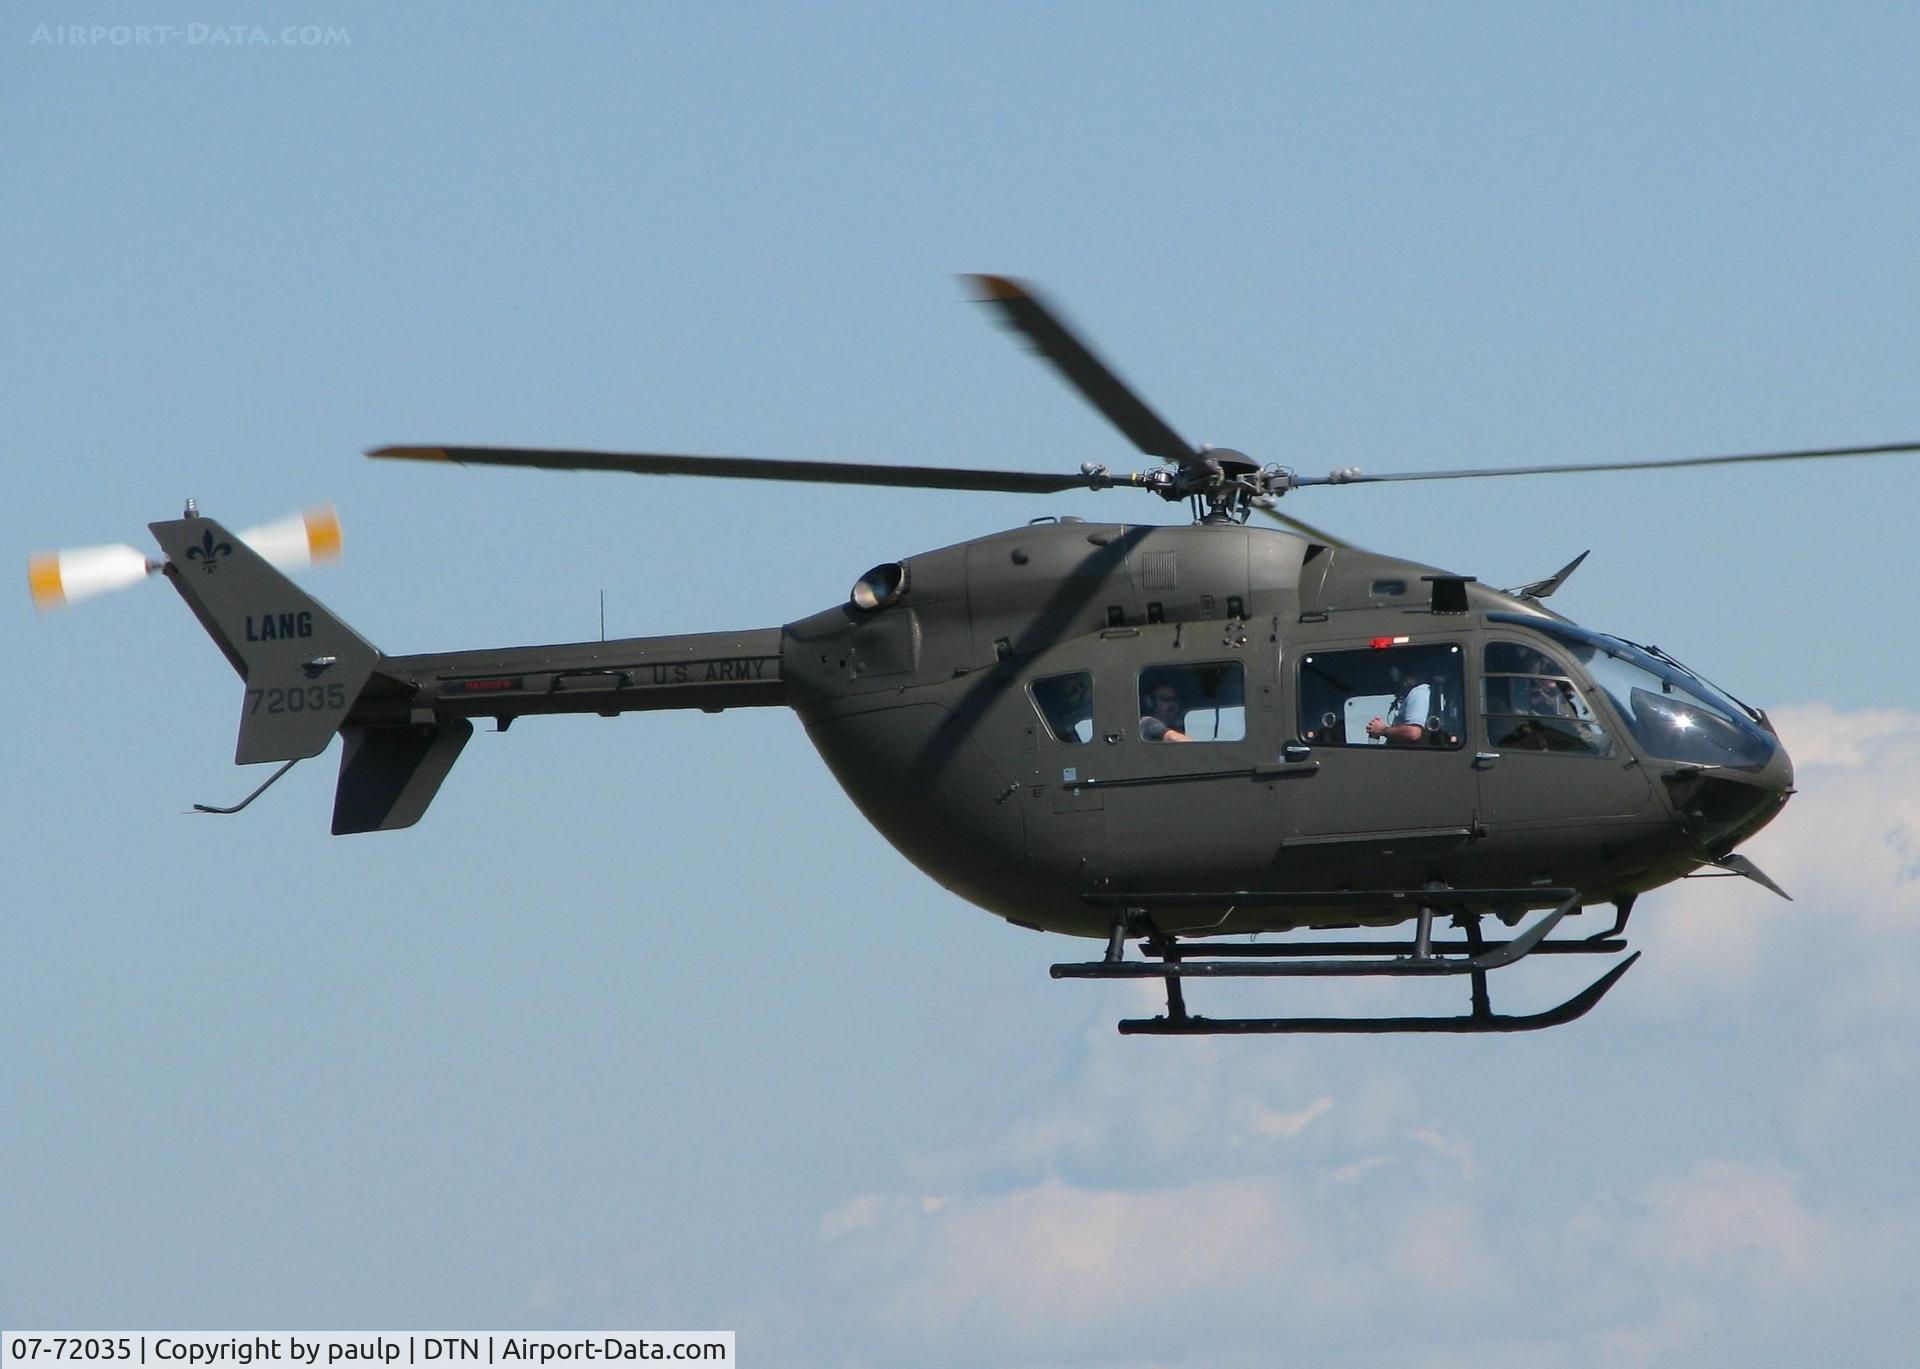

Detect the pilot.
[
  {"left": 1525, "top": 676, "right": 1575, "bottom": 717},
  {"left": 1516, "top": 676, "right": 1588, "bottom": 751},
  {"left": 1140, "top": 682, "right": 1193, "bottom": 742},
  {"left": 1366, "top": 667, "right": 1431, "bottom": 745},
  {"left": 1039, "top": 674, "right": 1093, "bottom": 743}
]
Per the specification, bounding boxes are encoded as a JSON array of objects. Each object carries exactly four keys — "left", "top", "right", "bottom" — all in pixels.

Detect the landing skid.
[{"left": 1052, "top": 888, "right": 1640, "bottom": 1035}]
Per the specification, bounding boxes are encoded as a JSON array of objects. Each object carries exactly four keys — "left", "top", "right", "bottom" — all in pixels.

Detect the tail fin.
[
  {"left": 332, "top": 718, "right": 473, "bottom": 834},
  {"left": 151, "top": 514, "right": 378, "bottom": 765}
]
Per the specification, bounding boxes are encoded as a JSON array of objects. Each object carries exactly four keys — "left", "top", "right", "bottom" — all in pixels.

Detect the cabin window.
[
  {"left": 1482, "top": 641, "right": 1612, "bottom": 757},
  {"left": 1299, "top": 643, "right": 1465, "bottom": 748},
  {"left": 1029, "top": 671, "right": 1094, "bottom": 744},
  {"left": 1138, "top": 661, "right": 1246, "bottom": 742}
]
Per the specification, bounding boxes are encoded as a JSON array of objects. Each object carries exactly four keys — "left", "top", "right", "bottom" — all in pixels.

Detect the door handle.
[{"left": 1475, "top": 751, "right": 1501, "bottom": 765}]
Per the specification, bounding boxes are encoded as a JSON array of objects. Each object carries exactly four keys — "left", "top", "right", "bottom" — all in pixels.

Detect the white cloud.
[
  {"left": 1590, "top": 1295, "right": 1717, "bottom": 1369},
  {"left": 1326, "top": 1155, "right": 1391, "bottom": 1186},
  {"left": 820, "top": 1191, "right": 901, "bottom": 1239},
  {"left": 1761, "top": 703, "right": 1917, "bottom": 770},
  {"left": 1410, "top": 1124, "right": 1476, "bottom": 1181},
  {"left": 1389, "top": 1199, "right": 1500, "bottom": 1297},
  {"left": 1789, "top": 1037, "right": 1920, "bottom": 1153},
  {"left": 1235, "top": 1093, "right": 1333, "bottom": 1141},
  {"left": 826, "top": 1176, "right": 1311, "bottom": 1335},
  {"left": 1633, "top": 705, "right": 1920, "bottom": 1013},
  {"left": 1629, "top": 1159, "right": 1825, "bottom": 1282},
  {"left": 906, "top": 1014, "right": 1385, "bottom": 1186},
  {"left": 818, "top": 1162, "right": 1540, "bottom": 1359},
  {"left": 1761, "top": 706, "right": 1920, "bottom": 916},
  {"left": 816, "top": 1070, "right": 1920, "bottom": 1367}
]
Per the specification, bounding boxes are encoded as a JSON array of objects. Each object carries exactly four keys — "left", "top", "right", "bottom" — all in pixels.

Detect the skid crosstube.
[
  {"left": 1054, "top": 887, "right": 1640, "bottom": 1035},
  {"left": 1054, "top": 892, "right": 1578, "bottom": 980}
]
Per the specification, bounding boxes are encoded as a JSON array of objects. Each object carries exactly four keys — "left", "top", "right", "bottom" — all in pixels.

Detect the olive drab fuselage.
[
  {"left": 144, "top": 508, "right": 1792, "bottom": 943},
  {"left": 780, "top": 518, "right": 1793, "bottom": 939},
  {"left": 104, "top": 269, "right": 1868, "bottom": 1028}
]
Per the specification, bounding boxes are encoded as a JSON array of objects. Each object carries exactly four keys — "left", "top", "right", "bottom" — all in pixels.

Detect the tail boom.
[
  {"left": 368, "top": 630, "right": 785, "bottom": 725},
  {"left": 325, "top": 632, "right": 782, "bottom": 834},
  {"left": 154, "top": 511, "right": 788, "bottom": 833}
]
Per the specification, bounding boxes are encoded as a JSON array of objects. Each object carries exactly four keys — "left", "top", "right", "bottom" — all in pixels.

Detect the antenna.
[{"left": 599, "top": 589, "right": 606, "bottom": 642}]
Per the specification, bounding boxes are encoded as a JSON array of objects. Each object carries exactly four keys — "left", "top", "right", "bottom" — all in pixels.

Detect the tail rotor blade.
[
  {"left": 29, "top": 505, "right": 342, "bottom": 610},
  {"left": 235, "top": 505, "right": 343, "bottom": 572},
  {"left": 28, "top": 543, "right": 156, "bottom": 610}
]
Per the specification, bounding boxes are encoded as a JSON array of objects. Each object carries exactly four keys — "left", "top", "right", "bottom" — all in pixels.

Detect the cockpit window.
[
  {"left": 1488, "top": 614, "right": 1776, "bottom": 770},
  {"left": 1299, "top": 643, "right": 1465, "bottom": 749},
  {"left": 1029, "top": 671, "right": 1093, "bottom": 744},
  {"left": 1485, "top": 641, "right": 1561, "bottom": 676},
  {"left": 1138, "top": 661, "right": 1246, "bottom": 742},
  {"left": 1482, "top": 641, "right": 1612, "bottom": 757}
]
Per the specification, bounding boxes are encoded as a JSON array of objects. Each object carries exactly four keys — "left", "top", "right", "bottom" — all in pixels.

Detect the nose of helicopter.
[
  {"left": 1758, "top": 735, "right": 1796, "bottom": 797},
  {"left": 1662, "top": 727, "right": 1796, "bottom": 859},
  {"left": 1745, "top": 735, "right": 1797, "bottom": 832}
]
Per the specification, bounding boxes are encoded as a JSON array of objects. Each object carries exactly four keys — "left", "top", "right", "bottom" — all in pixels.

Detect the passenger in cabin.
[
  {"left": 1366, "top": 666, "right": 1433, "bottom": 745},
  {"left": 1140, "top": 681, "right": 1193, "bottom": 742}
]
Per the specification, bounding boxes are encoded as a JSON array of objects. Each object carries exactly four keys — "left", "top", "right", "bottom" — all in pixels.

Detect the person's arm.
[
  {"left": 1366, "top": 717, "right": 1425, "bottom": 744},
  {"left": 1141, "top": 716, "right": 1194, "bottom": 743},
  {"left": 1369, "top": 684, "right": 1430, "bottom": 744}
]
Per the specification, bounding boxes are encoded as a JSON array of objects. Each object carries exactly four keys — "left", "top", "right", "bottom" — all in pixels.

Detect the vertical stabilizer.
[{"left": 150, "top": 513, "right": 379, "bottom": 764}]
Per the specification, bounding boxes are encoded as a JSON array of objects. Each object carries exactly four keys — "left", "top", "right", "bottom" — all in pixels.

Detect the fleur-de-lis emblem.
[{"left": 185, "top": 528, "right": 233, "bottom": 573}]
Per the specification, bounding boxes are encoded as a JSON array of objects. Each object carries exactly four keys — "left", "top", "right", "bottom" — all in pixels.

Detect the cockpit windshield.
[{"left": 1487, "top": 614, "right": 1776, "bottom": 770}]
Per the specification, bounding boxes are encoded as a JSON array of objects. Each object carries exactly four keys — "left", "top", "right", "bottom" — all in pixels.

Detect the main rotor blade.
[
  {"left": 370, "top": 445, "right": 1102, "bottom": 495},
  {"left": 964, "top": 274, "right": 1199, "bottom": 465},
  {"left": 1253, "top": 504, "right": 1351, "bottom": 548},
  {"left": 1295, "top": 440, "right": 1920, "bottom": 487}
]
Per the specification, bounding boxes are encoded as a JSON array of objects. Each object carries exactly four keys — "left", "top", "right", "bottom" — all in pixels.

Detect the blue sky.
[{"left": 8, "top": 5, "right": 1920, "bottom": 1365}]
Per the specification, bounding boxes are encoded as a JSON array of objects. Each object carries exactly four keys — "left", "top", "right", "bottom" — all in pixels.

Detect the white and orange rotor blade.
[
  {"left": 27, "top": 543, "right": 157, "bottom": 610},
  {"left": 30, "top": 505, "right": 341, "bottom": 611},
  {"left": 235, "top": 505, "right": 342, "bottom": 572}
]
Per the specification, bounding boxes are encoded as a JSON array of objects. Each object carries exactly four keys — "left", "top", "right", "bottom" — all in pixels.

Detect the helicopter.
[{"left": 32, "top": 275, "right": 1920, "bottom": 1035}]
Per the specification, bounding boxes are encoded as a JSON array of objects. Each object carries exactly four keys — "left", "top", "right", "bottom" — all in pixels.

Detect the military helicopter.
[{"left": 33, "top": 276, "right": 1920, "bottom": 1035}]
